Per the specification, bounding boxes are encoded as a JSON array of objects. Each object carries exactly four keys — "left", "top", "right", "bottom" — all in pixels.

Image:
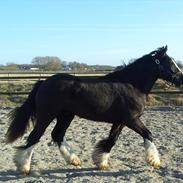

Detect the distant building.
[{"left": 30, "top": 67, "right": 39, "bottom": 71}]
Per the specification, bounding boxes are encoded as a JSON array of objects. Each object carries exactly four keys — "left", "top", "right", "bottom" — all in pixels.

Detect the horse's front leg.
[
  {"left": 92, "top": 122, "right": 124, "bottom": 170},
  {"left": 51, "top": 113, "right": 81, "bottom": 167},
  {"left": 127, "top": 118, "right": 160, "bottom": 168}
]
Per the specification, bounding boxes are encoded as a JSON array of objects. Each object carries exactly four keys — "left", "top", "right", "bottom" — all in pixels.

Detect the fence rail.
[
  {"left": 0, "top": 91, "right": 183, "bottom": 95},
  {"left": 0, "top": 73, "right": 183, "bottom": 95},
  {"left": 0, "top": 76, "right": 48, "bottom": 80}
]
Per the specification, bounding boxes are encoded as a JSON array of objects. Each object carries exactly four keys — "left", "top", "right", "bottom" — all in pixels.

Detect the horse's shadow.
[
  {"left": 43, "top": 167, "right": 144, "bottom": 179},
  {"left": 0, "top": 170, "right": 24, "bottom": 182},
  {"left": 2, "top": 166, "right": 182, "bottom": 181},
  {"left": 0, "top": 167, "right": 144, "bottom": 181}
]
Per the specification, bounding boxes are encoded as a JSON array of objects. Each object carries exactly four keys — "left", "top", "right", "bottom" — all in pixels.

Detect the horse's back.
[{"left": 34, "top": 73, "right": 104, "bottom": 116}]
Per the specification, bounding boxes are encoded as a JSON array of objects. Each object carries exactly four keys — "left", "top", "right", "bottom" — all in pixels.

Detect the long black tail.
[{"left": 6, "top": 80, "right": 44, "bottom": 143}]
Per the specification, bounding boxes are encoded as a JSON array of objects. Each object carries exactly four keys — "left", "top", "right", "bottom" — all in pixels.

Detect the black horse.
[{"left": 6, "top": 46, "right": 183, "bottom": 175}]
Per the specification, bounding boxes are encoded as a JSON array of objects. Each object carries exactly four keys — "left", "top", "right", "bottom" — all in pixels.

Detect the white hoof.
[{"left": 69, "top": 154, "right": 82, "bottom": 166}]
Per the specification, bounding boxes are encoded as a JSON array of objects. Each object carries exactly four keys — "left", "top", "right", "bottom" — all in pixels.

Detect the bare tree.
[{"left": 32, "top": 56, "right": 64, "bottom": 71}]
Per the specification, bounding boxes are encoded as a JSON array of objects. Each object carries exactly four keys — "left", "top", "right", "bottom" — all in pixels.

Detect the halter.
[
  {"left": 154, "top": 59, "right": 160, "bottom": 65},
  {"left": 153, "top": 57, "right": 173, "bottom": 90},
  {"left": 151, "top": 51, "right": 160, "bottom": 65}
]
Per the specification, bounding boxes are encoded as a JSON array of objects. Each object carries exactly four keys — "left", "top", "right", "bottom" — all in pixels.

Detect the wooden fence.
[{"left": 0, "top": 72, "right": 183, "bottom": 95}]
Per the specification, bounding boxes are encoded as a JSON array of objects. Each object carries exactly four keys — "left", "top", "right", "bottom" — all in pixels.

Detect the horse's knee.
[
  {"left": 26, "top": 122, "right": 50, "bottom": 148},
  {"left": 52, "top": 113, "right": 74, "bottom": 145}
]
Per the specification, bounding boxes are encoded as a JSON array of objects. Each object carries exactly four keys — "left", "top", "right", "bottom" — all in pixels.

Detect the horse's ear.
[
  {"left": 157, "top": 45, "right": 168, "bottom": 58},
  {"left": 164, "top": 45, "right": 168, "bottom": 52}
]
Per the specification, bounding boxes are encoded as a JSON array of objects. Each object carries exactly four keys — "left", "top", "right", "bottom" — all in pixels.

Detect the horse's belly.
[{"left": 72, "top": 106, "right": 122, "bottom": 123}]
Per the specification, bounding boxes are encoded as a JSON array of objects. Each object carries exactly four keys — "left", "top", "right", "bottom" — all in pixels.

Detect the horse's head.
[{"left": 150, "top": 46, "right": 183, "bottom": 86}]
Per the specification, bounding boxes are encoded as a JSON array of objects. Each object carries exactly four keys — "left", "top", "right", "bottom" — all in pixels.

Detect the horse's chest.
[{"left": 116, "top": 93, "right": 145, "bottom": 116}]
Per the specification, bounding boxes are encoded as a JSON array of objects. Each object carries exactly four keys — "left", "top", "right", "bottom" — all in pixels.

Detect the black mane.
[
  {"left": 105, "top": 54, "right": 150, "bottom": 80},
  {"left": 106, "top": 46, "right": 166, "bottom": 81},
  {"left": 102, "top": 53, "right": 156, "bottom": 94}
]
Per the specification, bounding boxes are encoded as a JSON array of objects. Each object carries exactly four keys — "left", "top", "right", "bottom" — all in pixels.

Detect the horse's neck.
[
  {"left": 105, "top": 65, "right": 158, "bottom": 94},
  {"left": 137, "top": 74, "right": 157, "bottom": 94}
]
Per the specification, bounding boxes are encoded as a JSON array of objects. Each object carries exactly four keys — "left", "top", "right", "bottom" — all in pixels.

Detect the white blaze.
[{"left": 172, "top": 58, "right": 183, "bottom": 74}]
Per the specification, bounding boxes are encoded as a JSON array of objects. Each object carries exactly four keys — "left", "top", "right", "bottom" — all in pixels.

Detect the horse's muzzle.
[{"left": 172, "top": 72, "right": 183, "bottom": 86}]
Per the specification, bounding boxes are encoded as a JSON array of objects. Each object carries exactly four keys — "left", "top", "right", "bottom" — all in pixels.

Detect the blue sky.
[{"left": 0, "top": 0, "right": 183, "bottom": 66}]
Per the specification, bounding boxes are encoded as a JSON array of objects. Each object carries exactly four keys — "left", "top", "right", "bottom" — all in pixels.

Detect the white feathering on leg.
[
  {"left": 144, "top": 139, "right": 160, "bottom": 168},
  {"left": 92, "top": 146, "right": 110, "bottom": 170},
  {"left": 14, "top": 146, "right": 34, "bottom": 175},
  {"left": 59, "top": 139, "right": 81, "bottom": 166}
]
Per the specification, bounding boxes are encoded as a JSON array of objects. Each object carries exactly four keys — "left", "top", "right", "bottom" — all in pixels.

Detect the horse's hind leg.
[
  {"left": 127, "top": 118, "right": 160, "bottom": 168},
  {"left": 51, "top": 112, "right": 81, "bottom": 166},
  {"left": 92, "top": 122, "right": 124, "bottom": 170},
  {"left": 14, "top": 146, "right": 34, "bottom": 175},
  {"left": 14, "top": 115, "right": 54, "bottom": 175}
]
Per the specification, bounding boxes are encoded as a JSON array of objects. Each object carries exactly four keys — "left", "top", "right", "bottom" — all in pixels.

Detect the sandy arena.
[{"left": 0, "top": 106, "right": 183, "bottom": 183}]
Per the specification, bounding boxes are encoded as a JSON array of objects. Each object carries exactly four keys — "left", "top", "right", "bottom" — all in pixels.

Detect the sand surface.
[{"left": 0, "top": 106, "right": 183, "bottom": 183}]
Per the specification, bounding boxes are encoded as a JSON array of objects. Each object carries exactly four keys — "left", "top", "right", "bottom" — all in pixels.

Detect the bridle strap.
[{"left": 153, "top": 57, "right": 174, "bottom": 90}]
